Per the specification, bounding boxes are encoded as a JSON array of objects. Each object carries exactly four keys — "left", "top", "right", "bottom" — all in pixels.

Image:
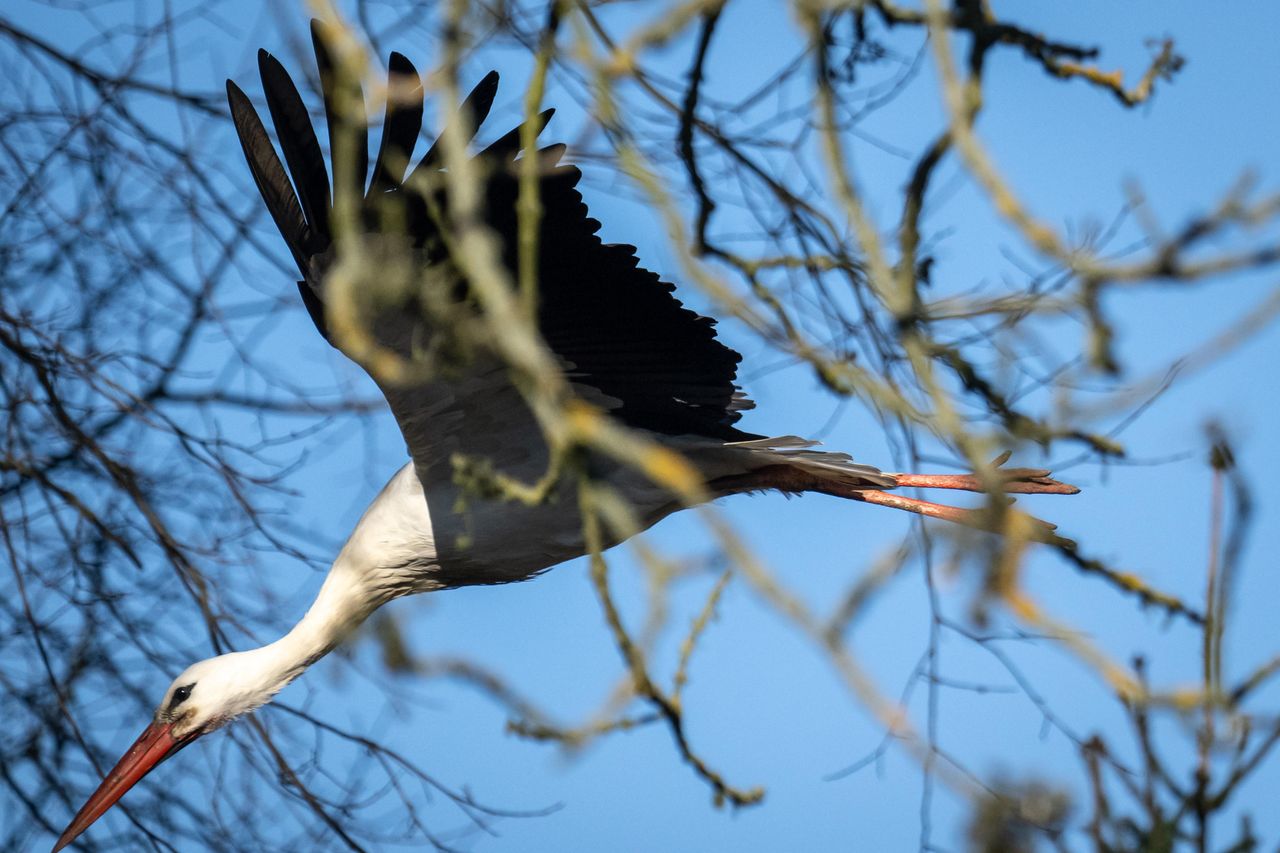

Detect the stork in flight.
[{"left": 53, "top": 22, "right": 1078, "bottom": 851}]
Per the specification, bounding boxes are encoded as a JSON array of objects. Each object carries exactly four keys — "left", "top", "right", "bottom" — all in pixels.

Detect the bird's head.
[{"left": 52, "top": 652, "right": 283, "bottom": 852}]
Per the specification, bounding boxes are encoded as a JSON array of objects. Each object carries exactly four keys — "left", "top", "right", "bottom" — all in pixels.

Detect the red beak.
[{"left": 52, "top": 720, "right": 198, "bottom": 852}]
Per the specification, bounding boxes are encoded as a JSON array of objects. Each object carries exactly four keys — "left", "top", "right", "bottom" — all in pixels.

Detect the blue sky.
[{"left": 10, "top": 1, "right": 1280, "bottom": 850}]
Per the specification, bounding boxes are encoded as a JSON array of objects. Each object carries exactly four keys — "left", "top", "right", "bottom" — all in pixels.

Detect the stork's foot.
[
  {"left": 851, "top": 489, "right": 1071, "bottom": 545},
  {"left": 864, "top": 454, "right": 1078, "bottom": 544},
  {"left": 892, "top": 470, "right": 1079, "bottom": 495},
  {"left": 889, "top": 453, "right": 1079, "bottom": 496}
]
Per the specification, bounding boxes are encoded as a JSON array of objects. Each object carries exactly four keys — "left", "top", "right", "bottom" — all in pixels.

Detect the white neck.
[
  {"left": 258, "top": 566, "right": 376, "bottom": 688},
  {"left": 196, "top": 463, "right": 435, "bottom": 718},
  {"left": 199, "top": 565, "right": 375, "bottom": 720}
]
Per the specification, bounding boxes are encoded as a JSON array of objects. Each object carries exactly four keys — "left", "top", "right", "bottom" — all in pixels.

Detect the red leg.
[
  {"left": 710, "top": 453, "right": 1078, "bottom": 544},
  {"left": 890, "top": 469, "right": 1079, "bottom": 495},
  {"left": 851, "top": 489, "right": 1070, "bottom": 544}
]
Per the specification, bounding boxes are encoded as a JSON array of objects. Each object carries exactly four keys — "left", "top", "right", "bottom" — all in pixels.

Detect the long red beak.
[{"left": 52, "top": 720, "right": 198, "bottom": 852}]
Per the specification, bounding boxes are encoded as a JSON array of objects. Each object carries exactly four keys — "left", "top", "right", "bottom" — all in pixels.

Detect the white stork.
[{"left": 53, "top": 22, "right": 1077, "bottom": 851}]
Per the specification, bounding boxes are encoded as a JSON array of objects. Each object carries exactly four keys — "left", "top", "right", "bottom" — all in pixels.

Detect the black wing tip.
[
  {"left": 257, "top": 50, "right": 305, "bottom": 107},
  {"left": 387, "top": 52, "right": 424, "bottom": 97},
  {"left": 388, "top": 51, "right": 418, "bottom": 76},
  {"left": 532, "top": 108, "right": 557, "bottom": 137},
  {"left": 256, "top": 48, "right": 289, "bottom": 84},
  {"left": 539, "top": 142, "right": 568, "bottom": 166},
  {"left": 226, "top": 79, "right": 260, "bottom": 131},
  {"left": 257, "top": 47, "right": 291, "bottom": 85},
  {"left": 225, "top": 79, "right": 259, "bottom": 135},
  {"left": 463, "top": 71, "right": 501, "bottom": 125},
  {"left": 310, "top": 18, "right": 334, "bottom": 70},
  {"left": 226, "top": 79, "right": 264, "bottom": 135}
]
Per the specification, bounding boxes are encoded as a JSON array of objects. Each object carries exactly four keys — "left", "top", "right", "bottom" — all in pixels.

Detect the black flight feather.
[
  {"left": 412, "top": 70, "right": 500, "bottom": 175},
  {"left": 478, "top": 109, "right": 555, "bottom": 162},
  {"left": 537, "top": 143, "right": 567, "bottom": 167},
  {"left": 310, "top": 19, "right": 369, "bottom": 200},
  {"left": 228, "top": 32, "right": 756, "bottom": 441},
  {"left": 225, "top": 80, "right": 312, "bottom": 273},
  {"left": 367, "top": 52, "right": 423, "bottom": 196},
  {"left": 479, "top": 163, "right": 753, "bottom": 438},
  {"left": 257, "top": 50, "right": 332, "bottom": 245}
]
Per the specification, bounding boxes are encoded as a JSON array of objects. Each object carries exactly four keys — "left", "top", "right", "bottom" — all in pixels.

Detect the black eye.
[{"left": 169, "top": 683, "right": 194, "bottom": 710}]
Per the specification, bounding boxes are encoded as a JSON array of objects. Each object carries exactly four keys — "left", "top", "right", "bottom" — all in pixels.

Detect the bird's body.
[
  {"left": 161, "top": 430, "right": 887, "bottom": 733},
  {"left": 343, "top": 431, "right": 893, "bottom": 591},
  {"left": 53, "top": 21, "right": 1078, "bottom": 852}
]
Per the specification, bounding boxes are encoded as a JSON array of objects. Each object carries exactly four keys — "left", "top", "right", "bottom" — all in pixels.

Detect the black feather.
[
  {"left": 538, "top": 143, "right": 567, "bottom": 167},
  {"left": 257, "top": 50, "right": 332, "bottom": 245},
  {"left": 310, "top": 19, "right": 369, "bottom": 201},
  {"left": 226, "top": 80, "right": 313, "bottom": 273},
  {"left": 480, "top": 163, "right": 754, "bottom": 438},
  {"left": 478, "top": 109, "right": 555, "bottom": 162},
  {"left": 412, "top": 70, "right": 501, "bottom": 176},
  {"left": 230, "top": 37, "right": 754, "bottom": 439},
  {"left": 367, "top": 52, "right": 423, "bottom": 196}
]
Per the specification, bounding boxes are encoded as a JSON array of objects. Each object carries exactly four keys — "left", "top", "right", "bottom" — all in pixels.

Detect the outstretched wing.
[{"left": 226, "top": 21, "right": 758, "bottom": 498}]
